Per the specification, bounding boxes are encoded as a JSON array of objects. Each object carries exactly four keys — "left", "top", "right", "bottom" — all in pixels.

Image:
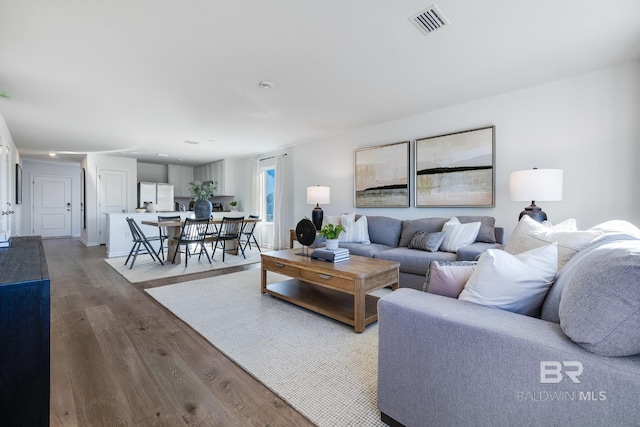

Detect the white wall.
[
  {"left": 82, "top": 154, "right": 137, "bottom": 246},
  {"left": 0, "top": 113, "right": 21, "bottom": 236},
  {"left": 235, "top": 61, "right": 640, "bottom": 241},
  {"left": 21, "top": 159, "right": 81, "bottom": 237}
]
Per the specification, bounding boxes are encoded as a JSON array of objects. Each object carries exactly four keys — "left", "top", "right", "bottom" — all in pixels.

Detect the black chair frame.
[
  {"left": 125, "top": 217, "right": 164, "bottom": 269},
  {"left": 211, "top": 217, "right": 246, "bottom": 262},
  {"left": 239, "top": 215, "right": 261, "bottom": 253},
  {"left": 171, "top": 218, "right": 212, "bottom": 267},
  {"left": 157, "top": 215, "right": 181, "bottom": 260}
]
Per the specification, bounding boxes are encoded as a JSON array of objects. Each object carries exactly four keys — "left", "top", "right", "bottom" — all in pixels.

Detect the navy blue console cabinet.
[{"left": 0, "top": 236, "right": 50, "bottom": 426}]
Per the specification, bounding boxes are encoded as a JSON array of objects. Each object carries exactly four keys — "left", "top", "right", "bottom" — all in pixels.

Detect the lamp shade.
[
  {"left": 307, "top": 186, "right": 330, "bottom": 205},
  {"left": 509, "top": 169, "right": 563, "bottom": 202}
]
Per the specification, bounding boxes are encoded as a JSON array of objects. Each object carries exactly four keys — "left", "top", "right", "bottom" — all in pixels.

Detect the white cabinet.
[
  {"left": 193, "top": 159, "right": 235, "bottom": 196},
  {"left": 168, "top": 164, "right": 194, "bottom": 197}
]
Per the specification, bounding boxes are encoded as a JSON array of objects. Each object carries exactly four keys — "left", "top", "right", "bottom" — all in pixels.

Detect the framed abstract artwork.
[
  {"left": 415, "top": 126, "right": 495, "bottom": 207},
  {"left": 354, "top": 141, "right": 410, "bottom": 208}
]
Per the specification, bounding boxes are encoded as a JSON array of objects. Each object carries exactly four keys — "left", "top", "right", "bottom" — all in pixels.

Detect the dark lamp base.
[
  {"left": 518, "top": 202, "right": 547, "bottom": 223},
  {"left": 311, "top": 205, "right": 324, "bottom": 230}
]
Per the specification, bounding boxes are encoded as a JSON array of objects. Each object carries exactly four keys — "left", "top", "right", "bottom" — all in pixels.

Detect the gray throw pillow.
[
  {"left": 408, "top": 231, "right": 445, "bottom": 252},
  {"left": 558, "top": 240, "right": 640, "bottom": 356},
  {"left": 399, "top": 218, "right": 448, "bottom": 247}
]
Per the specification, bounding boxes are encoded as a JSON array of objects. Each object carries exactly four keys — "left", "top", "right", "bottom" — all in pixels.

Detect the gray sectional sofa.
[
  {"left": 377, "top": 221, "right": 640, "bottom": 426},
  {"left": 320, "top": 215, "right": 503, "bottom": 290}
]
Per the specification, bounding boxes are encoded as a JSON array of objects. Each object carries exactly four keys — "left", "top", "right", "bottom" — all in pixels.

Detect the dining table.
[{"left": 141, "top": 217, "right": 261, "bottom": 264}]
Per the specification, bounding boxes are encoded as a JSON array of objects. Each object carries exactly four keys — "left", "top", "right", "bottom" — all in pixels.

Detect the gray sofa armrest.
[{"left": 377, "top": 289, "right": 640, "bottom": 427}]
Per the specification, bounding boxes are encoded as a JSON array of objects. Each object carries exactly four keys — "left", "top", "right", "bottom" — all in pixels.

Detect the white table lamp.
[{"left": 509, "top": 168, "right": 563, "bottom": 222}]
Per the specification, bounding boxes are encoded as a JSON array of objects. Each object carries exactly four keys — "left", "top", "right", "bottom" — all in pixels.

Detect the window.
[{"left": 264, "top": 168, "right": 275, "bottom": 222}]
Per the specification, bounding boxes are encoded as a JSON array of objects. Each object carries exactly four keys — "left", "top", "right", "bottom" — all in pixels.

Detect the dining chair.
[
  {"left": 157, "top": 215, "right": 181, "bottom": 260},
  {"left": 171, "top": 217, "right": 212, "bottom": 267},
  {"left": 211, "top": 217, "right": 245, "bottom": 262},
  {"left": 239, "top": 215, "right": 261, "bottom": 253},
  {"left": 125, "top": 217, "right": 164, "bottom": 269}
]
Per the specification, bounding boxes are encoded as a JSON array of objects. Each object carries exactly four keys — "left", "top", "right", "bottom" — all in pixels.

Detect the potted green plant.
[
  {"left": 189, "top": 180, "right": 218, "bottom": 218},
  {"left": 230, "top": 200, "right": 238, "bottom": 211},
  {"left": 319, "top": 223, "right": 345, "bottom": 250}
]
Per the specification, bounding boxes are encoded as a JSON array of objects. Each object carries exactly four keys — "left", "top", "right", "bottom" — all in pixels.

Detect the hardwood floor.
[{"left": 47, "top": 238, "right": 314, "bottom": 426}]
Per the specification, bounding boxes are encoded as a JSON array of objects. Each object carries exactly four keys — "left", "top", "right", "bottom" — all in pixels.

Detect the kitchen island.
[{"left": 105, "top": 211, "right": 247, "bottom": 258}]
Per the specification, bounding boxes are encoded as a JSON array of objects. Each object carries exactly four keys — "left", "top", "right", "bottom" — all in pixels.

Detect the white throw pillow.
[
  {"left": 459, "top": 243, "right": 558, "bottom": 316},
  {"left": 322, "top": 215, "right": 342, "bottom": 227},
  {"left": 504, "top": 216, "right": 601, "bottom": 269},
  {"left": 440, "top": 217, "right": 481, "bottom": 253},
  {"left": 340, "top": 213, "right": 370, "bottom": 244}
]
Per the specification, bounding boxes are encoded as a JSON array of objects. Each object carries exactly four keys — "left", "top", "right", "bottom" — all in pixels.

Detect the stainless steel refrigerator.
[{"left": 138, "top": 182, "right": 174, "bottom": 212}]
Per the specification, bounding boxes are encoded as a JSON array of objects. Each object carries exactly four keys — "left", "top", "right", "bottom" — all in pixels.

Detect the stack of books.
[{"left": 311, "top": 247, "right": 350, "bottom": 263}]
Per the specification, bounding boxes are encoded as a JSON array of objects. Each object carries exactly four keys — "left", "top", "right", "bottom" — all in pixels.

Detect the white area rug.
[
  {"left": 105, "top": 247, "right": 264, "bottom": 283},
  {"left": 145, "top": 269, "right": 390, "bottom": 426}
]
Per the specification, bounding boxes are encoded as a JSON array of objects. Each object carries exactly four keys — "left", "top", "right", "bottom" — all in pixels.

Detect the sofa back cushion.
[
  {"left": 365, "top": 216, "right": 403, "bottom": 247},
  {"left": 457, "top": 216, "right": 497, "bottom": 243},
  {"left": 399, "top": 218, "right": 448, "bottom": 247},
  {"left": 557, "top": 239, "right": 640, "bottom": 356}
]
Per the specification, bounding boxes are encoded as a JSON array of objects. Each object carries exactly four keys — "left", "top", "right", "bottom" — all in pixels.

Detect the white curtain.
[
  {"left": 249, "top": 160, "right": 261, "bottom": 245},
  {"left": 273, "top": 153, "right": 290, "bottom": 250}
]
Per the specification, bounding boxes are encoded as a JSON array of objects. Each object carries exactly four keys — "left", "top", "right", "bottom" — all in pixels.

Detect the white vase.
[
  {"left": 326, "top": 238, "right": 339, "bottom": 250},
  {"left": 146, "top": 202, "right": 156, "bottom": 213}
]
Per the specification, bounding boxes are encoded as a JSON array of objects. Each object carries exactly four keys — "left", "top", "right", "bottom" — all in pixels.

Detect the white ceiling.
[{"left": 1, "top": 0, "right": 639, "bottom": 166}]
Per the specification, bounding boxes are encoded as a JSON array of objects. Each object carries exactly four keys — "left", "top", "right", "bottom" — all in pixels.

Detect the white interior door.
[
  {"left": 98, "top": 169, "right": 127, "bottom": 244},
  {"left": 32, "top": 175, "right": 72, "bottom": 238}
]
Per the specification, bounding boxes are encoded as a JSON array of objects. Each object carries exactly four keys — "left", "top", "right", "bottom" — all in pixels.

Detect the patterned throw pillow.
[
  {"left": 408, "top": 231, "right": 445, "bottom": 252},
  {"left": 440, "top": 217, "right": 481, "bottom": 253},
  {"left": 340, "top": 213, "right": 371, "bottom": 244}
]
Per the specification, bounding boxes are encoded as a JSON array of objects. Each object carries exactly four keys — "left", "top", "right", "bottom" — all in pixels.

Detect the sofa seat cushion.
[
  {"left": 337, "top": 242, "right": 392, "bottom": 258},
  {"left": 558, "top": 238, "right": 640, "bottom": 356},
  {"left": 374, "top": 247, "right": 456, "bottom": 276}
]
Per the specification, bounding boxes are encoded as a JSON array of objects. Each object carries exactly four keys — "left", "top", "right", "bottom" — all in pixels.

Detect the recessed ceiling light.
[
  {"left": 48, "top": 152, "right": 57, "bottom": 157},
  {"left": 258, "top": 81, "right": 274, "bottom": 89},
  {"left": 156, "top": 153, "right": 169, "bottom": 157}
]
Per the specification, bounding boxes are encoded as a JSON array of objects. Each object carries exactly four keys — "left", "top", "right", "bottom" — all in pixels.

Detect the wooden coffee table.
[{"left": 261, "top": 249, "right": 400, "bottom": 333}]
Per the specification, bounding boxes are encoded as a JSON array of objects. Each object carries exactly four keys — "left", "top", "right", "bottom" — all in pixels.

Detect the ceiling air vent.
[{"left": 409, "top": 4, "right": 449, "bottom": 35}]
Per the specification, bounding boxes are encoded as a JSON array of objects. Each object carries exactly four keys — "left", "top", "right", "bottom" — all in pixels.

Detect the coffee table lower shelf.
[{"left": 265, "top": 279, "right": 380, "bottom": 330}]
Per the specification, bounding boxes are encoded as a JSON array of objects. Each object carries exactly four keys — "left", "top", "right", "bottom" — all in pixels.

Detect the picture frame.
[
  {"left": 354, "top": 141, "right": 410, "bottom": 208},
  {"left": 415, "top": 126, "right": 495, "bottom": 207},
  {"left": 15, "top": 163, "right": 22, "bottom": 205}
]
